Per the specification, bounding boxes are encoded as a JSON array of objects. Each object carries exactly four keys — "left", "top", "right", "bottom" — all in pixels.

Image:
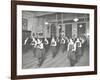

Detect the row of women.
[{"left": 24, "top": 35, "right": 85, "bottom": 67}]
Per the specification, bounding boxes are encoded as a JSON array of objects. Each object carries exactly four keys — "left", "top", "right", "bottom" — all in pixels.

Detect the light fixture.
[
  {"left": 58, "top": 25, "right": 61, "bottom": 29},
  {"left": 79, "top": 24, "right": 83, "bottom": 28},
  {"left": 73, "top": 18, "right": 79, "bottom": 22},
  {"left": 86, "top": 33, "right": 90, "bottom": 36},
  {"left": 45, "top": 22, "right": 49, "bottom": 25}
]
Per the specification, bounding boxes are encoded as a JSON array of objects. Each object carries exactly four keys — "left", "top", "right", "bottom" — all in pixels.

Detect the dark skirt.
[
  {"left": 56, "top": 42, "right": 60, "bottom": 52},
  {"left": 67, "top": 50, "right": 76, "bottom": 66},
  {"left": 75, "top": 47, "right": 82, "bottom": 61},
  {"left": 32, "top": 46, "right": 36, "bottom": 56},
  {"left": 50, "top": 46, "right": 57, "bottom": 58},
  {"left": 35, "top": 48, "right": 45, "bottom": 67},
  {"left": 64, "top": 42, "right": 68, "bottom": 52},
  {"left": 35, "top": 48, "right": 45, "bottom": 59},
  {"left": 60, "top": 44, "right": 65, "bottom": 53},
  {"left": 44, "top": 44, "right": 49, "bottom": 54}
]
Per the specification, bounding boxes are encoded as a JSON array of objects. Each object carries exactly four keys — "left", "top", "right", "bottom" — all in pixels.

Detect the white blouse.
[{"left": 50, "top": 37, "right": 57, "bottom": 46}]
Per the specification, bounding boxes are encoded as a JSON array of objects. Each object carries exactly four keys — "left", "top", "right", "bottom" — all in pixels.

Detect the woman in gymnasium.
[
  {"left": 30, "top": 34, "right": 37, "bottom": 57},
  {"left": 50, "top": 36, "right": 57, "bottom": 58},
  {"left": 75, "top": 38, "right": 82, "bottom": 62},
  {"left": 59, "top": 31, "right": 66, "bottom": 53},
  {"left": 43, "top": 37, "right": 49, "bottom": 53},
  {"left": 35, "top": 38, "right": 45, "bottom": 67},
  {"left": 67, "top": 38, "right": 76, "bottom": 66}
]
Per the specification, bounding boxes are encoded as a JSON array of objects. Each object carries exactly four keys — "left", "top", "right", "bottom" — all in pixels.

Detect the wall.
[
  {"left": 22, "top": 11, "right": 88, "bottom": 38},
  {"left": 22, "top": 11, "right": 34, "bottom": 31},
  {"left": 0, "top": 0, "right": 99, "bottom": 80},
  {"left": 22, "top": 11, "right": 51, "bottom": 38}
]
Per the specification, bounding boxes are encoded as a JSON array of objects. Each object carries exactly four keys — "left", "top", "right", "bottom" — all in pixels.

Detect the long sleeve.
[
  {"left": 24, "top": 37, "right": 28, "bottom": 45},
  {"left": 73, "top": 43, "right": 76, "bottom": 51}
]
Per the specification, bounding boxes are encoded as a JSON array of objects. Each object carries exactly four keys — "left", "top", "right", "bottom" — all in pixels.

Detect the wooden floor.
[{"left": 22, "top": 46, "right": 89, "bottom": 69}]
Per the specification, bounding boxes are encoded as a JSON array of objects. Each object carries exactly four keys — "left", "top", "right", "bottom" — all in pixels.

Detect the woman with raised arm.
[
  {"left": 64, "top": 36, "right": 69, "bottom": 52},
  {"left": 50, "top": 36, "right": 57, "bottom": 58},
  {"left": 67, "top": 38, "right": 76, "bottom": 66},
  {"left": 60, "top": 36, "right": 66, "bottom": 53},
  {"left": 30, "top": 35, "right": 37, "bottom": 56},
  {"left": 35, "top": 38, "right": 45, "bottom": 67},
  {"left": 44, "top": 37, "right": 49, "bottom": 53},
  {"left": 75, "top": 38, "right": 82, "bottom": 62},
  {"left": 23, "top": 35, "right": 33, "bottom": 52},
  {"left": 56, "top": 36, "right": 60, "bottom": 53}
]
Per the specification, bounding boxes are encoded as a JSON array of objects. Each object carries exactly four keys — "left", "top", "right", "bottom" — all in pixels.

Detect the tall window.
[
  {"left": 65, "top": 24, "right": 72, "bottom": 38},
  {"left": 77, "top": 23, "right": 86, "bottom": 37},
  {"left": 51, "top": 23, "right": 56, "bottom": 37}
]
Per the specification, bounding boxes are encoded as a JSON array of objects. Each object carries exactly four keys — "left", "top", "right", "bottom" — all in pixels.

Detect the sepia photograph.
[{"left": 11, "top": 1, "right": 97, "bottom": 79}]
